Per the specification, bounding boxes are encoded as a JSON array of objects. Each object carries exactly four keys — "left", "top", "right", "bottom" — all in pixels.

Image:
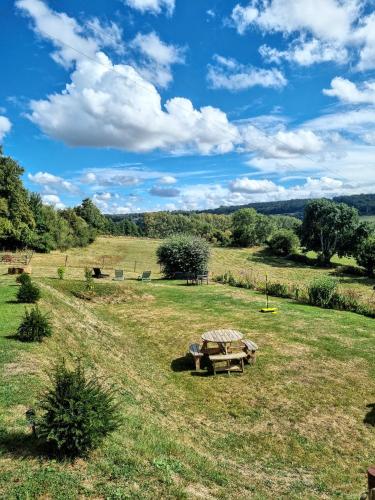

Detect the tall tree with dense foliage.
[
  {"left": 232, "top": 208, "right": 274, "bottom": 247},
  {"left": 75, "top": 198, "right": 108, "bottom": 232},
  {"left": 301, "top": 199, "right": 361, "bottom": 265}
]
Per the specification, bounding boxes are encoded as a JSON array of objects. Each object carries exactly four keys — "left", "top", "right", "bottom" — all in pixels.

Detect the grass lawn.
[{"left": 0, "top": 239, "right": 374, "bottom": 498}]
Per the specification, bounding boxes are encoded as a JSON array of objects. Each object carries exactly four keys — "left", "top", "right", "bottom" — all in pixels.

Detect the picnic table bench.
[{"left": 209, "top": 351, "right": 247, "bottom": 375}]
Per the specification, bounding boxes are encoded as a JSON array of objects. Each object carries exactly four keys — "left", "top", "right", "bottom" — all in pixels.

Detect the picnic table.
[{"left": 201, "top": 329, "right": 243, "bottom": 354}]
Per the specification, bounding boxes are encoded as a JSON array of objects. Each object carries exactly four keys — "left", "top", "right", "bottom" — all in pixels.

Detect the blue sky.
[{"left": 1, "top": 0, "right": 375, "bottom": 213}]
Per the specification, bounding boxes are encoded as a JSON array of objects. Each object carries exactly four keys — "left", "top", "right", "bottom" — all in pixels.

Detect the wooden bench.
[
  {"left": 209, "top": 351, "right": 247, "bottom": 375},
  {"left": 241, "top": 339, "right": 258, "bottom": 365},
  {"left": 189, "top": 343, "right": 204, "bottom": 370}
]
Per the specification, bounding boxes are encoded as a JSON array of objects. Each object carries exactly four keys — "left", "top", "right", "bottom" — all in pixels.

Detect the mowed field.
[{"left": 0, "top": 237, "right": 374, "bottom": 499}]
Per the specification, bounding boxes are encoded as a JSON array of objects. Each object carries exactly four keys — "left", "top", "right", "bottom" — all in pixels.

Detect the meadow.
[{"left": 0, "top": 237, "right": 374, "bottom": 499}]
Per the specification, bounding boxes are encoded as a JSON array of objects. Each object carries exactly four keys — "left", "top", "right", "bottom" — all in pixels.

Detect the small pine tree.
[
  {"left": 16, "top": 272, "right": 32, "bottom": 285},
  {"left": 84, "top": 267, "right": 94, "bottom": 292},
  {"left": 36, "top": 360, "right": 120, "bottom": 458},
  {"left": 17, "top": 306, "right": 52, "bottom": 342},
  {"left": 17, "top": 280, "right": 41, "bottom": 303}
]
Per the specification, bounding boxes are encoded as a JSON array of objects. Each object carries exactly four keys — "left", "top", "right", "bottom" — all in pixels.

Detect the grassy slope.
[{"left": 0, "top": 251, "right": 374, "bottom": 498}]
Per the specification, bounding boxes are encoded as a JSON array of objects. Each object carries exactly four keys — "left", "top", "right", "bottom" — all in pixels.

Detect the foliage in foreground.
[
  {"left": 308, "top": 276, "right": 338, "bottom": 308},
  {"left": 157, "top": 234, "right": 210, "bottom": 278},
  {"left": 36, "top": 360, "right": 120, "bottom": 458},
  {"left": 17, "top": 280, "right": 41, "bottom": 303},
  {"left": 16, "top": 272, "right": 32, "bottom": 285},
  {"left": 17, "top": 306, "right": 52, "bottom": 342},
  {"left": 355, "top": 235, "right": 375, "bottom": 277}
]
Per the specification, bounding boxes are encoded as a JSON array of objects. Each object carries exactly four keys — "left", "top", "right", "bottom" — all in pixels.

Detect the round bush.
[
  {"left": 17, "top": 281, "right": 41, "bottom": 303},
  {"left": 268, "top": 229, "right": 300, "bottom": 256},
  {"left": 308, "top": 276, "right": 337, "bottom": 308},
  {"left": 17, "top": 306, "right": 52, "bottom": 342},
  {"left": 157, "top": 234, "right": 210, "bottom": 278},
  {"left": 36, "top": 360, "right": 120, "bottom": 458},
  {"left": 16, "top": 273, "right": 32, "bottom": 285}
]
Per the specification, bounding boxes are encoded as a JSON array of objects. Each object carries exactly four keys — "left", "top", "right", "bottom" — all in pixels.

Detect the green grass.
[{"left": 0, "top": 239, "right": 374, "bottom": 498}]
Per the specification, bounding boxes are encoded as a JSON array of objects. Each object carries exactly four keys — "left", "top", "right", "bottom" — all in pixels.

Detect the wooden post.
[
  {"left": 134, "top": 261, "right": 137, "bottom": 272},
  {"left": 65, "top": 255, "right": 68, "bottom": 267},
  {"left": 102, "top": 256, "right": 105, "bottom": 267}
]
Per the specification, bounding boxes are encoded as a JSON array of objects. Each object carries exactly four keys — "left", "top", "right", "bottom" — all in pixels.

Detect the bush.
[
  {"left": 16, "top": 272, "right": 32, "bottom": 285},
  {"left": 17, "top": 306, "right": 52, "bottom": 342},
  {"left": 36, "top": 360, "right": 120, "bottom": 458},
  {"left": 308, "top": 276, "right": 337, "bottom": 308},
  {"left": 268, "top": 229, "right": 300, "bottom": 256},
  {"left": 267, "top": 282, "right": 290, "bottom": 298},
  {"left": 57, "top": 267, "right": 66, "bottom": 280},
  {"left": 84, "top": 267, "right": 94, "bottom": 292},
  {"left": 355, "top": 235, "right": 375, "bottom": 277},
  {"left": 157, "top": 234, "right": 210, "bottom": 278},
  {"left": 17, "top": 280, "right": 41, "bottom": 303}
]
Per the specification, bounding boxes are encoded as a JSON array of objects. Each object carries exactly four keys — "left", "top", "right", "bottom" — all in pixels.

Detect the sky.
[{"left": 1, "top": 0, "right": 375, "bottom": 213}]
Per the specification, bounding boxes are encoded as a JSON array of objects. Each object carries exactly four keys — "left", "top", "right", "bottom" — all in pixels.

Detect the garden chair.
[
  {"left": 138, "top": 271, "right": 151, "bottom": 282},
  {"left": 113, "top": 269, "right": 125, "bottom": 281}
]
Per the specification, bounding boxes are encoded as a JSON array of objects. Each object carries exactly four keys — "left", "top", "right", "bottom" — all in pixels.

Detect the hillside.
[{"left": 201, "top": 193, "right": 375, "bottom": 218}]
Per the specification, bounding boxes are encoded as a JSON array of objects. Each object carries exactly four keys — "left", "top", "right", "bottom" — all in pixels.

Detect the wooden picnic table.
[{"left": 201, "top": 329, "right": 243, "bottom": 354}]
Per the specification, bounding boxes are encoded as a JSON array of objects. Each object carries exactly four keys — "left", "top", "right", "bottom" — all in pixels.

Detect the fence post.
[
  {"left": 134, "top": 261, "right": 137, "bottom": 272},
  {"left": 65, "top": 255, "right": 68, "bottom": 267}
]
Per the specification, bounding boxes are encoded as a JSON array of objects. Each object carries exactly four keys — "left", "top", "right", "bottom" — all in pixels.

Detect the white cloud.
[
  {"left": 130, "top": 32, "right": 185, "bottom": 88},
  {"left": 16, "top": 0, "right": 124, "bottom": 68},
  {"left": 231, "top": 0, "right": 375, "bottom": 70},
  {"left": 123, "top": 0, "right": 175, "bottom": 15},
  {"left": 207, "top": 55, "right": 287, "bottom": 91},
  {"left": 149, "top": 186, "right": 180, "bottom": 197},
  {"left": 229, "top": 178, "right": 278, "bottom": 193},
  {"left": 159, "top": 175, "right": 177, "bottom": 184},
  {"left": 240, "top": 125, "right": 324, "bottom": 158},
  {"left": 0, "top": 116, "right": 11, "bottom": 141},
  {"left": 41, "top": 194, "right": 65, "bottom": 209},
  {"left": 305, "top": 108, "right": 375, "bottom": 132},
  {"left": 323, "top": 77, "right": 375, "bottom": 104},
  {"left": 28, "top": 171, "right": 77, "bottom": 193},
  {"left": 260, "top": 38, "right": 348, "bottom": 66}
]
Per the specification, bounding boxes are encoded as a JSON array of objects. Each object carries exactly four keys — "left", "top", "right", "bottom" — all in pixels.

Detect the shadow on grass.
[
  {"left": 170, "top": 356, "right": 193, "bottom": 372},
  {"left": 0, "top": 429, "right": 46, "bottom": 459},
  {"left": 364, "top": 404, "right": 375, "bottom": 426},
  {"left": 250, "top": 248, "right": 317, "bottom": 269}
]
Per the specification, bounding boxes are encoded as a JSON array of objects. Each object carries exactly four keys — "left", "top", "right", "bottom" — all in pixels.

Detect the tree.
[
  {"left": 355, "top": 235, "right": 375, "bottom": 277},
  {"left": 301, "top": 199, "right": 361, "bottom": 265},
  {"left": 232, "top": 208, "right": 274, "bottom": 247},
  {"left": 75, "top": 198, "right": 108, "bottom": 232},
  {"left": 268, "top": 229, "right": 300, "bottom": 256},
  {"left": 157, "top": 234, "right": 210, "bottom": 278}
]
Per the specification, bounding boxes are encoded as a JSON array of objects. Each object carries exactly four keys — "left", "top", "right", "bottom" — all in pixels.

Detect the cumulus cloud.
[
  {"left": 0, "top": 116, "right": 11, "bottom": 141},
  {"left": 159, "top": 175, "right": 177, "bottom": 184},
  {"left": 207, "top": 55, "right": 287, "bottom": 91},
  {"left": 123, "top": 0, "right": 174, "bottom": 15},
  {"left": 259, "top": 38, "right": 348, "bottom": 66},
  {"left": 28, "top": 171, "right": 77, "bottom": 193},
  {"left": 16, "top": 0, "right": 124, "bottom": 68},
  {"left": 229, "top": 178, "right": 278, "bottom": 194},
  {"left": 231, "top": 0, "right": 375, "bottom": 70},
  {"left": 130, "top": 32, "right": 185, "bottom": 88},
  {"left": 149, "top": 186, "right": 180, "bottom": 197},
  {"left": 323, "top": 77, "right": 375, "bottom": 104},
  {"left": 41, "top": 194, "right": 65, "bottom": 209}
]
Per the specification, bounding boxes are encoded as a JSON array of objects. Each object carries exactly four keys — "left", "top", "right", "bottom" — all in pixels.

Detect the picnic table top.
[{"left": 201, "top": 329, "right": 243, "bottom": 344}]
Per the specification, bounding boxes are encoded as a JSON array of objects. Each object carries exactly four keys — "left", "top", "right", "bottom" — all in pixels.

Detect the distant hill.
[{"left": 200, "top": 193, "right": 375, "bottom": 218}]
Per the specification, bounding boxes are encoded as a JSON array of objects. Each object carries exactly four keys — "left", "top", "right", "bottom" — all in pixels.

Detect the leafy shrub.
[
  {"left": 57, "top": 267, "right": 66, "bottom": 280},
  {"left": 36, "top": 360, "right": 120, "bottom": 458},
  {"left": 17, "top": 280, "right": 41, "bottom": 303},
  {"left": 308, "top": 276, "right": 337, "bottom": 308},
  {"left": 16, "top": 272, "right": 32, "bottom": 285},
  {"left": 267, "top": 229, "right": 300, "bottom": 256},
  {"left": 267, "top": 282, "right": 290, "bottom": 298},
  {"left": 17, "top": 306, "right": 52, "bottom": 342},
  {"left": 355, "top": 235, "right": 375, "bottom": 277},
  {"left": 157, "top": 234, "right": 210, "bottom": 278}
]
